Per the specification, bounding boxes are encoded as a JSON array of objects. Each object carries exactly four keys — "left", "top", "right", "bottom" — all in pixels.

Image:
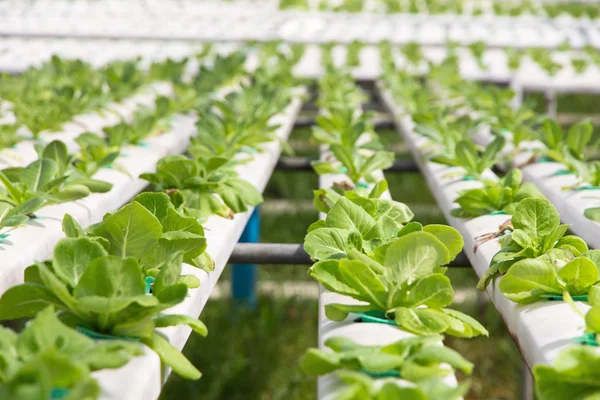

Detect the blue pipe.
[{"left": 231, "top": 206, "right": 260, "bottom": 306}]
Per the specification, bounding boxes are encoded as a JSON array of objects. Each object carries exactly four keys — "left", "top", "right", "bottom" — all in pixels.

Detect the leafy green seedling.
[
  {"left": 73, "top": 132, "right": 122, "bottom": 177},
  {"left": 498, "top": 250, "right": 600, "bottom": 304},
  {"left": 0, "top": 238, "right": 207, "bottom": 380},
  {"left": 326, "top": 370, "right": 470, "bottom": 400},
  {"left": 478, "top": 198, "right": 588, "bottom": 291},
  {"left": 64, "top": 192, "right": 211, "bottom": 274},
  {"left": 0, "top": 140, "right": 112, "bottom": 230},
  {"left": 0, "top": 307, "right": 142, "bottom": 399},
  {"left": 141, "top": 155, "right": 263, "bottom": 220},
  {"left": 534, "top": 345, "right": 600, "bottom": 400},
  {"left": 301, "top": 335, "right": 473, "bottom": 380},
  {"left": 430, "top": 136, "right": 505, "bottom": 180},
  {"left": 451, "top": 169, "right": 542, "bottom": 217},
  {"left": 311, "top": 146, "right": 395, "bottom": 186}
]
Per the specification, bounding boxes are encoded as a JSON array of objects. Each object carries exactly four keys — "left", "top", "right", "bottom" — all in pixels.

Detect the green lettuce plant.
[
  {"left": 528, "top": 49, "right": 562, "bottom": 76},
  {"left": 64, "top": 192, "right": 211, "bottom": 274},
  {"left": 326, "top": 371, "right": 469, "bottom": 400},
  {"left": 534, "top": 345, "right": 600, "bottom": 400},
  {"left": 0, "top": 124, "right": 21, "bottom": 151},
  {"left": 311, "top": 147, "right": 395, "bottom": 185},
  {"left": 429, "top": 137, "right": 505, "bottom": 180},
  {"left": 0, "top": 236, "right": 207, "bottom": 380},
  {"left": 0, "top": 140, "right": 112, "bottom": 230},
  {"left": 346, "top": 41, "right": 363, "bottom": 68},
  {"left": 305, "top": 195, "right": 414, "bottom": 260},
  {"left": 477, "top": 198, "right": 588, "bottom": 291},
  {"left": 0, "top": 307, "right": 142, "bottom": 399},
  {"left": 498, "top": 251, "right": 600, "bottom": 304},
  {"left": 301, "top": 335, "right": 473, "bottom": 380},
  {"left": 104, "top": 97, "right": 173, "bottom": 148},
  {"left": 304, "top": 198, "right": 486, "bottom": 337},
  {"left": 73, "top": 132, "right": 122, "bottom": 177},
  {"left": 189, "top": 107, "right": 279, "bottom": 159},
  {"left": 451, "top": 170, "right": 542, "bottom": 217},
  {"left": 401, "top": 42, "right": 424, "bottom": 67},
  {"left": 468, "top": 41, "right": 487, "bottom": 70},
  {"left": 141, "top": 155, "right": 263, "bottom": 220},
  {"left": 311, "top": 109, "right": 380, "bottom": 151},
  {"left": 534, "top": 119, "right": 595, "bottom": 167}
]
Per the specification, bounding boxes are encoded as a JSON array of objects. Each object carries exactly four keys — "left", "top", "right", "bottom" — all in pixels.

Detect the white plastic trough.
[
  {"left": 93, "top": 88, "right": 304, "bottom": 400},
  {"left": 315, "top": 137, "right": 460, "bottom": 399},
  {"left": 377, "top": 85, "right": 590, "bottom": 371}
]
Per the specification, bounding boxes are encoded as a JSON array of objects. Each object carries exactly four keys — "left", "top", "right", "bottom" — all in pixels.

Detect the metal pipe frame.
[
  {"left": 228, "top": 242, "right": 471, "bottom": 267},
  {"left": 276, "top": 157, "right": 420, "bottom": 172}
]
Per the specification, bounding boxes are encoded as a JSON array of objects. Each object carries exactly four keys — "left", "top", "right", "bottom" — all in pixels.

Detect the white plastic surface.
[
  {"left": 378, "top": 86, "right": 590, "bottom": 370},
  {"left": 93, "top": 89, "right": 304, "bottom": 400}
]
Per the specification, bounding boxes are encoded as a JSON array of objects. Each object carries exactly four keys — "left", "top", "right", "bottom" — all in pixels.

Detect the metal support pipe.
[
  {"left": 228, "top": 243, "right": 470, "bottom": 267},
  {"left": 276, "top": 157, "right": 420, "bottom": 173},
  {"left": 546, "top": 90, "right": 558, "bottom": 118},
  {"left": 522, "top": 359, "right": 535, "bottom": 400},
  {"left": 294, "top": 117, "right": 395, "bottom": 130},
  {"left": 229, "top": 243, "right": 313, "bottom": 265}
]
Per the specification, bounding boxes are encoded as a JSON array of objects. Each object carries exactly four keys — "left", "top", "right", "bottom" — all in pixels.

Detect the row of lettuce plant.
[
  {"left": 299, "top": 62, "right": 488, "bottom": 399},
  {"left": 0, "top": 47, "right": 303, "bottom": 398},
  {"left": 455, "top": 78, "right": 600, "bottom": 225},
  {"left": 0, "top": 56, "right": 162, "bottom": 148},
  {"left": 279, "top": 0, "right": 600, "bottom": 18},
  {"left": 0, "top": 46, "right": 227, "bottom": 153},
  {"left": 318, "top": 40, "right": 600, "bottom": 80},
  {"left": 381, "top": 53, "right": 600, "bottom": 399},
  {"left": 0, "top": 48, "right": 255, "bottom": 235}
]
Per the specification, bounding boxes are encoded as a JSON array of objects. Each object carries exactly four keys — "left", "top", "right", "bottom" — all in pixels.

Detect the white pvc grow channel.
[
  {"left": 93, "top": 88, "right": 305, "bottom": 400},
  {"left": 314, "top": 141, "right": 460, "bottom": 399},
  {"left": 377, "top": 85, "right": 590, "bottom": 371},
  {"left": 0, "top": 9, "right": 598, "bottom": 49}
]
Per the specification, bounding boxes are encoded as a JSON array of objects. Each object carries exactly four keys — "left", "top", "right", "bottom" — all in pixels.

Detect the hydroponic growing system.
[{"left": 0, "top": 0, "right": 600, "bottom": 399}]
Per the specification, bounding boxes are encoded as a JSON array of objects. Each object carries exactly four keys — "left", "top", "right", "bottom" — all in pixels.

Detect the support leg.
[
  {"left": 232, "top": 206, "right": 260, "bottom": 307},
  {"left": 522, "top": 359, "right": 534, "bottom": 400}
]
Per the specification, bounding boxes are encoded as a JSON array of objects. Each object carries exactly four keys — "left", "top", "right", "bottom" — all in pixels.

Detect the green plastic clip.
[
  {"left": 76, "top": 326, "right": 141, "bottom": 342},
  {"left": 0, "top": 233, "right": 9, "bottom": 243},
  {"left": 498, "top": 129, "right": 512, "bottom": 137},
  {"left": 489, "top": 210, "right": 507, "bottom": 215},
  {"left": 145, "top": 276, "right": 156, "bottom": 294},
  {"left": 356, "top": 182, "right": 369, "bottom": 189},
  {"left": 339, "top": 166, "right": 349, "bottom": 174},
  {"left": 541, "top": 294, "right": 588, "bottom": 302},
  {"left": 462, "top": 176, "right": 476, "bottom": 181},
  {"left": 575, "top": 185, "right": 600, "bottom": 191},
  {"left": 51, "top": 388, "right": 70, "bottom": 399},
  {"left": 136, "top": 141, "right": 150, "bottom": 148},
  {"left": 352, "top": 310, "right": 397, "bottom": 326},
  {"left": 553, "top": 169, "right": 574, "bottom": 176},
  {"left": 575, "top": 332, "right": 599, "bottom": 347},
  {"left": 537, "top": 156, "right": 553, "bottom": 163},
  {"left": 240, "top": 146, "right": 258, "bottom": 154},
  {"left": 360, "top": 369, "right": 402, "bottom": 378}
]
